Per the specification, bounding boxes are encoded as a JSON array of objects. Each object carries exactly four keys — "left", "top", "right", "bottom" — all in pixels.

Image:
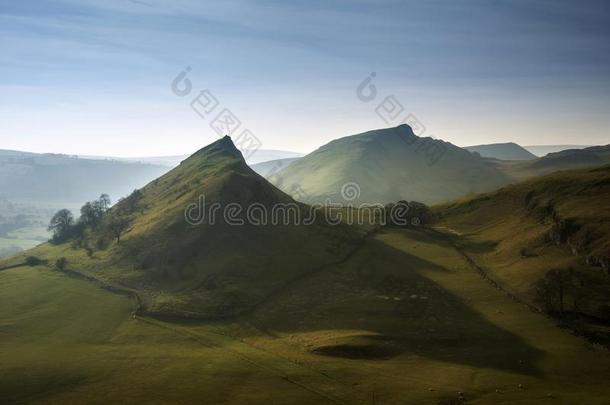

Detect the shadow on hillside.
[{"left": 241, "top": 235, "right": 545, "bottom": 376}]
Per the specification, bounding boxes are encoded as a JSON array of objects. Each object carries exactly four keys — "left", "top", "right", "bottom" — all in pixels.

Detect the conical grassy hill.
[{"left": 18, "top": 136, "right": 362, "bottom": 318}]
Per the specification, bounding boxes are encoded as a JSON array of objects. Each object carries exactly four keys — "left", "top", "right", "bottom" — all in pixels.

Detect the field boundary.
[
  {"left": 49, "top": 265, "right": 143, "bottom": 316},
  {"left": 428, "top": 228, "right": 543, "bottom": 314},
  {"left": 0, "top": 262, "right": 27, "bottom": 272}
]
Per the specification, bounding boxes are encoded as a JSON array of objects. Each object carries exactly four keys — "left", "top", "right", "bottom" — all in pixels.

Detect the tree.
[
  {"left": 104, "top": 214, "right": 130, "bottom": 244},
  {"left": 97, "top": 194, "right": 111, "bottom": 212},
  {"left": 80, "top": 202, "right": 102, "bottom": 228},
  {"left": 384, "top": 201, "right": 431, "bottom": 227},
  {"left": 407, "top": 201, "right": 432, "bottom": 225},
  {"left": 25, "top": 256, "right": 44, "bottom": 266},
  {"left": 534, "top": 268, "right": 574, "bottom": 315},
  {"left": 55, "top": 257, "right": 68, "bottom": 271},
  {"left": 80, "top": 194, "right": 111, "bottom": 229},
  {"left": 48, "top": 209, "right": 74, "bottom": 242},
  {"left": 117, "top": 189, "right": 143, "bottom": 214}
]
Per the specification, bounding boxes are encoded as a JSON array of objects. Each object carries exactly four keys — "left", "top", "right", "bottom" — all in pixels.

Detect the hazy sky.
[{"left": 1, "top": 0, "right": 609, "bottom": 156}]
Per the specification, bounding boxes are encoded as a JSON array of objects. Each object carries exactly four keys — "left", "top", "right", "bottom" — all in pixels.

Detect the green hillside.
[
  {"left": 436, "top": 165, "right": 610, "bottom": 343},
  {"left": 498, "top": 145, "right": 610, "bottom": 181},
  {"left": 465, "top": 142, "right": 537, "bottom": 160},
  {"left": 525, "top": 145, "right": 595, "bottom": 157},
  {"left": 0, "top": 151, "right": 170, "bottom": 256},
  {"left": 250, "top": 157, "right": 300, "bottom": 177},
  {"left": 10, "top": 137, "right": 360, "bottom": 319},
  {"left": 3, "top": 226, "right": 610, "bottom": 403},
  {"left": 269, "top": 125, "right": 510, "bottom": 205},
  {"left": 268, "top": 126, "right": 610, "bottom": 205},
  {"left": 3, "top": 139, "right": 610, "bottom": 404}
]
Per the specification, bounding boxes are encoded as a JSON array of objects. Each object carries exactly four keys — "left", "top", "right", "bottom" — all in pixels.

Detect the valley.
[
  {"left": 2, "top": 135, "right": 609, "bottom": 404},
  {"left": 3, "top": 2, "right": 609, "bottom": 403},
  {"left": 3, "top": 226, "right": 610, "bottom": 404}
]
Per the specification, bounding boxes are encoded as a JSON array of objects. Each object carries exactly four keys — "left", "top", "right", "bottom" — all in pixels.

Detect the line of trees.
[
  {"left": 48, "top": 191, "right": 140, "bottom": 246},
  {"left": 381, "top": 201, "right": 432, "bottom": 227},
  {"left": 534, "top": 267, "right": 590, "bottom": 317}
]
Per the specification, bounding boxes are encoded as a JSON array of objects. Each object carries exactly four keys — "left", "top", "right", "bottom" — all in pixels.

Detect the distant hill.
[
  {"left": 81, "top": 149, "right": 304, "bottom": 167},
  {"left": 524, "top": 145, "right": 595, "bottom": 157},
  {"left": 0, "top": 150, "right": 169, "bottom": 204},
  {"left": 250, "top": 157, "right": 300, "bottom": 177},
  {"left": 0, "top": 150, "right": 172, "bottom": 256},
  {"left": 242, "top": 149, "right": 304, "bottom": 164},
  {"left": 465, "top": 142, "right": 537, "bottom": 160},
  {"left": 21, "top": 137, "right": 359, "bottom": 318},
  {"left": 500, "top": 144, "right": 610, "bottom": 180},
  {"left": 526, "top": 145, "right": 610, "bottom": 171},
  {"left": 0, "top": 149, "right": 38, "bottom": 157},
  {"left": 267, "top": 126, "right": 610, "bottom": 205},
  {"left": 269, "top": 125, "right": 511, "bottom": 205},
  {"left": 82, "top": 154, "right": 189, "bottom": 167}
]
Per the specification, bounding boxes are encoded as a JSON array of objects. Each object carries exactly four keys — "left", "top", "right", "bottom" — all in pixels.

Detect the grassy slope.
[
  {"left": 435, "top": 165, "right": 610, "bottom": 329},
  {"left": 524, "top": 145, "right": 594, "bottom": 157},
  {"left": 250, "top": 157, "right": 300, "bottom": 177},
  {"left": 0, "top": 266, "right": 341, "bottom": 405},
  {"left": 3, "top": 138, "right": 610, "bottom": 403},
  {"left": 269, "top": 125, "right": 610, "bottom": 206},
  {"left": 269, "top": 125, "right": 510, "bottom": 205},
  {"left": 7, "top": 137, "right": 361, "bottom": 319},
  {"left": 499, "top": 145, "right": 610, "bottom": 181},
  {"left": 3, "top": 227, "right": 610, "bottom": 404}
]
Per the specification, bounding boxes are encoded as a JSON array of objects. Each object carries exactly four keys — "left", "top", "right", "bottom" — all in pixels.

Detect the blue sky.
[{"left": 1, "top": 0, "right": 609, "bottom": 156}]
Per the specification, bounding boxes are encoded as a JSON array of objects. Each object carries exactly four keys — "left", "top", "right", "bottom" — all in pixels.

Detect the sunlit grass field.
[{"left": 3, "top": 228, "right": 610, "bottom": 404}]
